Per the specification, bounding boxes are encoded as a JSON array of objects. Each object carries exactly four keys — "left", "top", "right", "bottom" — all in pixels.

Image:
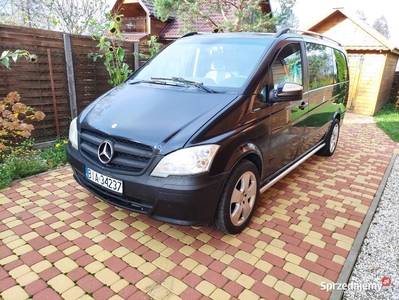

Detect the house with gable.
[
  {"left": 112, "top": 0, "right": 272, "bottom": 43},
  {"left": 305, "top": 9, "right": 399, "bottom": 115}
]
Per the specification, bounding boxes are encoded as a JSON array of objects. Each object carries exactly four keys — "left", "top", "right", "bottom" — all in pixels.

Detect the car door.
[{"left": 264, "top": 41, "right": 309, "bottom": 177}]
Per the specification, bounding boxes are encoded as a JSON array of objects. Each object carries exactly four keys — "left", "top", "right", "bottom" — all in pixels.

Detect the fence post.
[
  {"left": 134, "top": 43, "right": 139, "bottom": 71},
  {"left": 63, "top": 33, "right": 78, "bottom": 119}
]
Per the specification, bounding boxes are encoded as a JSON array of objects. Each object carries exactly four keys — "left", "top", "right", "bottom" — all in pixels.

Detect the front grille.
[{"left": 80, "top": 129, "right": 154, "bottom": 173}]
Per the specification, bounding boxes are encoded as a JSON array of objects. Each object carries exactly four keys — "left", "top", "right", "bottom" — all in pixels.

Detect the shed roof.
[{"left": 306, "top": 9, "right": 399, "bottom": 55}]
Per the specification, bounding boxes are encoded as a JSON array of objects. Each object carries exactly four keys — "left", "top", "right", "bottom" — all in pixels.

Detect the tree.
[
  {"left": 356, "top": 10, "right": 367, "bottom": 23},
  {"left": 373, "top": 15, "right": 390, "bottom": 39},
  {"left": 0, "top": 0, "right": 110, "bottom": 35},
  {"left": 50, "top": 0, "right": 110, "bottom": 35},
  {"left": 150, "top": 0, "right": 297, "bottom": 33}
]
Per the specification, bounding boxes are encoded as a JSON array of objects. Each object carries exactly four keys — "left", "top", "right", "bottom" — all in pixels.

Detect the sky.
[{"left": 277, "top": 0, "right": 399, "bottom": 47}]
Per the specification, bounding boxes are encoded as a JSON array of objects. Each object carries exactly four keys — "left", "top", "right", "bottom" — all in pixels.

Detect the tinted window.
[
  {"left": 306, "top": 43, "right": 335, "bottom": 89},
  {"left": 333, "top": 49, "right": 348, "bottom": 83},
  {"left": 272, "top": 43, "right": 302, "bottom": 88}
]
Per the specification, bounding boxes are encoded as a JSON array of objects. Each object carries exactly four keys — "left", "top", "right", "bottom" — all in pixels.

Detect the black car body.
[{"left": 67, "top": 29, "right": 349, "bottom": 234}]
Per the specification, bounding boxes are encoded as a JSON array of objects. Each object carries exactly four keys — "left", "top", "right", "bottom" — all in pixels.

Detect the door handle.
[{"left": 299, "top": 101, "right": 308, "bottom": 110}]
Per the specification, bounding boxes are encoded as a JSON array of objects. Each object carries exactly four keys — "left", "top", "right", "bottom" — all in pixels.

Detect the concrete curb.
[{"left": 329, "top": 153, "right": 398, "bottom": 300}]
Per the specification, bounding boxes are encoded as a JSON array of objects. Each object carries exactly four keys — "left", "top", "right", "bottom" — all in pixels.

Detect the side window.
[
  {"left": 272, "top": 43, "right": 302, "bottom": 88},
  {"left": 306, "top": 43, "right": 335, "bottom": 89},
  {"left": 333, "top": 49, "right": 349, "bottom": 83}
]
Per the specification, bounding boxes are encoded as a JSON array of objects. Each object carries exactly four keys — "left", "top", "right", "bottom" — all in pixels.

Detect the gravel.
[{"left": 342, "top": 156, "right": 399, "bottom": 300}]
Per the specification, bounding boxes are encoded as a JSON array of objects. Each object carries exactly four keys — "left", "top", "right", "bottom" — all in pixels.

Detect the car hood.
[{"left": 80, "top": 83, "right": 238, "bottom": 153}]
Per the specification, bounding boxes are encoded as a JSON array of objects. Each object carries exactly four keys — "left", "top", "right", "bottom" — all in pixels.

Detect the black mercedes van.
[{"left": 67, "top": 29, "right": 349, "bottom": 234}]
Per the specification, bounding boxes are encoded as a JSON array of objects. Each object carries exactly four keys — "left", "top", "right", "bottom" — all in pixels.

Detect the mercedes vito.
[{"left": 67, "top": 29, "right": 349, "bottom": 234}]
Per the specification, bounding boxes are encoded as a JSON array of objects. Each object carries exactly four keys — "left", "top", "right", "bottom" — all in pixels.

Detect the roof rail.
[
  {"left": 179, "top": 32, "right": 198, "bottom": 39},
  {"left": 275, "top": 28, "right": 342, "bottom": 46}
]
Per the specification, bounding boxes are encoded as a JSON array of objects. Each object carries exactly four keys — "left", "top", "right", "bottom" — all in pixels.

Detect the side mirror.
[{"left": 269, "top": 82, "right": 303, "bottom": 102}]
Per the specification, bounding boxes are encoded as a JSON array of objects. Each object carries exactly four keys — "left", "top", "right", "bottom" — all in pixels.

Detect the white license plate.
[{"left": 85, "top": 166, "right": 123, "bottom": 194}]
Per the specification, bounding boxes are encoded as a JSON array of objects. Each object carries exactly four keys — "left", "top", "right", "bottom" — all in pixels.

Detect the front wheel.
[
  {"left": 317, "top": 118, "right": 340, "bottom": 157},
  {"left": 211, "top": 160, "right": 259, "bottom": 234}
]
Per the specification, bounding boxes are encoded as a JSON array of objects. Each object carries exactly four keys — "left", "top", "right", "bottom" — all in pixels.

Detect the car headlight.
[
  {"left": 150, "top": 145, "right": 220, "bottom": 178},
  {"left": 69, "top": 117, "right": 78, "bottom": 150}
]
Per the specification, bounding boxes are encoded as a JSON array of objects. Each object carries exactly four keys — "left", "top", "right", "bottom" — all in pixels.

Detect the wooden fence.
[{"left": 0, "top": 24, "right": 150, "bottom": 143}]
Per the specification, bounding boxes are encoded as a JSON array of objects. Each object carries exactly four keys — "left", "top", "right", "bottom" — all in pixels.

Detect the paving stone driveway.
[{"left": 0, "top": 113, "right": 398, "bottom": 300}]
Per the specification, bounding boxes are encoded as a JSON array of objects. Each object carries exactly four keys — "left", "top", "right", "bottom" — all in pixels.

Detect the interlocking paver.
[{"left": 0, "top": 114, "right": 397, "bottom": 299}]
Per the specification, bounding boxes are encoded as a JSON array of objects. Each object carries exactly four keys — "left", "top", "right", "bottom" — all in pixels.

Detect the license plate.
[{"left": 85, "top": 166, "right": 123, "bottom": 194}]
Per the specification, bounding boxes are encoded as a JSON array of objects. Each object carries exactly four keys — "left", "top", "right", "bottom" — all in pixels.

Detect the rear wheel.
[
  {"left": 317, "top": 118, "right": 340, "bottom": 156},
  {"left": 211, "top": 160, "right": 259, "bottom": 234}
]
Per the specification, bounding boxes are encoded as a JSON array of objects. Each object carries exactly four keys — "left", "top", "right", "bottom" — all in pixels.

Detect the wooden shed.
[{"left": 306, "top": 9, "right": 399, "bottom": 115}]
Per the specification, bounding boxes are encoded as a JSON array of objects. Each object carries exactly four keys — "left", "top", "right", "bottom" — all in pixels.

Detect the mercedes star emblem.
[{"left": 98, "top": 140, "right": 114, "bottom": 164}]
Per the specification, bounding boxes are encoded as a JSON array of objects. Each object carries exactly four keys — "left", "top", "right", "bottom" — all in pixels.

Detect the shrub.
[{"left": 0, "top": 92, "right": 45, "bottom": 161}]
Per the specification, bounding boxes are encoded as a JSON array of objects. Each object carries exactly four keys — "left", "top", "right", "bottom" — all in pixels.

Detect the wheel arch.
[{"left": 224, "top": 142, "right": 263, "bottom": 177}]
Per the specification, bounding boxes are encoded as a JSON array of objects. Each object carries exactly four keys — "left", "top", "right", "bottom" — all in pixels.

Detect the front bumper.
[{"left": 66, "top": 144, "right": 227, "bottom": 226}]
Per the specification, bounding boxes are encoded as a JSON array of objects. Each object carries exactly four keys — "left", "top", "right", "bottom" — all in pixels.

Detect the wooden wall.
[
  {"left": 0, "top": 24, "right": 141, "bottom": 142},
  {"left": 375, "top": 52, "right": 398, "bottom": 113}
]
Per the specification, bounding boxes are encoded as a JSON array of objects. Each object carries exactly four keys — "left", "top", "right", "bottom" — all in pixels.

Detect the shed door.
[{"left": 347, "top": 54, "right": 364, "bottom": 111}]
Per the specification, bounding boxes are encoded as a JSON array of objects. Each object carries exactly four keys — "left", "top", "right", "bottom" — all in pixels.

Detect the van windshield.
[{"left": 130, "top": 35, "right": 273, "bottom": 91}]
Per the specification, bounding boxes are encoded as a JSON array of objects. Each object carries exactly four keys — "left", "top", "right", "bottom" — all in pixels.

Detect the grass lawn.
[{"left": 374, "top": 103, "right": 399, "bottom": 143}]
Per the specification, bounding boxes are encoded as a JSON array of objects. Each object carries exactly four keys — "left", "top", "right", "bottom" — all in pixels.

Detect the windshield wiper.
[
  {"left": 151, "top": 76, "right": 215, "bottom": 93},
  {"left": 129, "top": 79, "right": 176, "bottom": 86}
]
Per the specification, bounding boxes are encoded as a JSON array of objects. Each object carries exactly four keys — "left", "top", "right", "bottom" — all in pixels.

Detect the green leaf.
[
  {"left": 1, "top": 50, "right": 9, "bottom": 60},
  {"left": 1, "top": 58, "right": 10, "bottom": 68}
]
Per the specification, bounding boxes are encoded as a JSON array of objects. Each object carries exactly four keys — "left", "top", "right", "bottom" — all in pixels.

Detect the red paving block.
[
  {"left": 180, "top": 287, "right": 203, "bottom": 300},
  {"left": 135, "top": 245, "right": 150, "bottom": 256},
  {"left": 170, "top": 266, "right": 190, "bottom": 280},
  {"left": 119, "top": 267, "right": 144, "bottom": 284},
  {"left": 300, "top": 259, "right": 326, "bottom": 277},
  {"left": 317, "top": 257, "right": 342, "bottom": 273},
  {"left": 262, "top": 253, "right": 286, "bottom": 268},
  {"left": 0, "top": 267, "right": 8, "bottom": 281},
  {"left": 324, "top": 269, "right": 340, "bottom": 282},
  {"left": 230, "top": 258, "right": 255, "bottom": 275},
  {"left": 120, "top": 237, "right": 141, "bottom": 250},
  {"left": 309, "top": 246, "right": 334, "bottom": 260},
  {"left": 209, "top": 260, "right": 227, "bottom": 273},
  {"left": 57, "top": 241, "right": 74, "bottom": 251},
  {"left": 0, "top": 245, "right": 13, "bottom": 260},
  {"left": 190, "top": 251, "right": 214, "bottom": 266},
  {"left": 46, "top": 251, "right": 65, "bottom": 263},
  {"left": 75, "top": 254, "right": 95, "bottom": 267},
  {"left": 0, "top": 277, "right": 16, "bottom": 292},
  {"left": 183, "top": 273, "right": 202, "bottom": 288},
  {"left": 325, "top": 244, "right": 349, "bottom": 258},
  {"left": 169, "top": 252, "right": 186, "bottom": 265},
  {"left": 33, "top": 288, "right": 62, "bottom": 300},
  {"left": 223, "top": 281, "right": 244, "bottom": 297},
  {"left": 99, "top": 238, "right": 120, "bottom": 252},
  {"left": 34, "top": 226, "right": 54, "bottom": 238},
  {"left": 285, "top": 273, "right": 305, "bottom": 289},
  {"left": 104, "top": 256, "right": 128, "bottom": 273},
  {"left": 77, "top": 275, "right": 103, "bottom": 293},
  {"left": 163, "top": 237, "right": 185, "bottom": 250},
  {"left": 238, "top": 242, "right": 255, "bottom": 252},
  {"left": 119, "top": 285, "right": 138, "bottom": 299},
  {"left": 12, "top": 224, "right": 32, "bottom": 236},
  {"left": 20, "top": 251, "right": 44, "bottom": 266},
  {"left": 203, "top": 269, "right": 229, "bottom": 288},
  {"left": 302, "top": 281, "right": 331, "bottom": 299},
  {"left": 279, "top": 233, "right": 301, "bottom": 246},
  {"left": 251, "top": 268, "right": 267, "bottom": 281},
  {"left": 39, "top": 267, "right": 61, "bottom": 281},
  {"left": 269, "top": 266, "right": 288, "bottom": 280},
  {"left": 149, "top": 269, "right": 168, "bottom": 284},
  {"left": 74, "top": 236, "right": 95, "bottom": 250},
  {"left": 4, "top": 259, "right": 23, "bottom": 271},
  {"left": 92, "top": 286, "right": 115, "bottom": 300},
  {"left": 127, "top": 290, "right": 151, "bottom": 300},
  {"left": 25, "top": 279, "right": 47, "bottom": 296},
  {"left": 252, "top": 282, "right": 280, "bottom": 300},
  {"left": 283, "top": 244, "right": 307, "bottom": 258},
  {"left": 142, "top": 250, "right": 159, "bottom": 262},
  {"left": 67, "top": 267, "right": 87, "bottom": 282}
]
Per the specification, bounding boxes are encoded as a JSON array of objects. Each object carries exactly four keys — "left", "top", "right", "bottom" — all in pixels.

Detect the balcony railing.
[{"left": 122, "top": 17, "right": 147, "bottom": 33}]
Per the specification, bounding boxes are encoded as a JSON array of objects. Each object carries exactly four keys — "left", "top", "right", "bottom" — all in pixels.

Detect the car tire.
[
  {"left": 211, "top": 160, "right": 260, "bottom": 234},
  {"left": 317, "top": 118, "right": 340, "bottom": 157}
]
